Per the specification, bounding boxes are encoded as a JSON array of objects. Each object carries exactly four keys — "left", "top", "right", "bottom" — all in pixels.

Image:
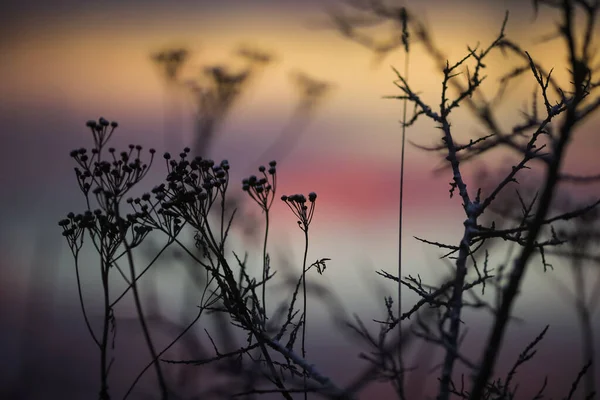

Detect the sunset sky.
[{"left": 1, "top": 0, "right": 599, "bottom": 398}]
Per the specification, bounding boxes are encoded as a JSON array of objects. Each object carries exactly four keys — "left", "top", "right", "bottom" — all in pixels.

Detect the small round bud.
[
  {"left": 269, "top": 160, "right": 277, "bottom": 167},
  {"left": 99, "top": 117, "right": 109, "bottom": 126},
  {"left": 308, "top": 192, "right": 317, "bottom": 202},
  {"left": 258, "top": 165, "right": 266, "bottom": 172}
]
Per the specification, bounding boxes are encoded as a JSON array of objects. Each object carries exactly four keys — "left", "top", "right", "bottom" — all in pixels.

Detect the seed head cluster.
[
  {"left": 59, "top": 118, "right": 161, "bottom": 253},
  {"left": 281, "top": 191, "right": 317, "bottom": 231},
  {"left": 149, "top": 148, "right": 231, "bottom": 230},
  {"left": 70, "top": 119, "right": 155, "bottom": 201},
  {"left": 242, "top": 160, "right": 277, "bottom": 212},
  {"left": 60, "top": 118, "right": 242, "bottom": 249},
  {"left": 86, "top": 117, "right": 119, "bottom": 149}
]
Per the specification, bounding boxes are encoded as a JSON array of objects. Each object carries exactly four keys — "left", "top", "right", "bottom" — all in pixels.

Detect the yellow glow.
[{"left": 1, "top": 2, "right": 597, "bottom": 165}]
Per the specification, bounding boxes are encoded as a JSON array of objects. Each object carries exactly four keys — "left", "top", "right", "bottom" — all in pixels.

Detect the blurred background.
[{"left": 1, "top": 0, "right": 600, "bottom": 398}]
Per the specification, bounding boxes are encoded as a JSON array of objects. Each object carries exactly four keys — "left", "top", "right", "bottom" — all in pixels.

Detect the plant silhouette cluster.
[{"left": 58, "top": 1, "right": 600, "bottom": 399}]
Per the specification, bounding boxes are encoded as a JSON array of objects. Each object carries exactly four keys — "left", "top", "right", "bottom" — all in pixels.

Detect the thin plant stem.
[
  {"left": 124, "top": 240, "right": 169, "bottom": 399},
  {"left": 394, "top": 39, "right": 410, "bottom": 400},
  {"left": 398, "top": 29, "right": 410, "bottom": 347},
  {"left": 220, "top": 192, "right": 226, "bottom": 245},
  {"left": 163, "top": 78, "right": 182, "bottom": 152},
  {"left": 99, "top": 255, "right": 111, "bottom": 400},
  {"left": 262, "top": 209, "right": 270, "bottom": 323},
  {"left": 116, "top": 204, "right": 169, "bottom": 400},
  {"left": 123, "top": 307, "right": 205, "bottom": 400},
  {"left": 301, "top": 227, "right": 309, "bottom": 400},
  {"left": 74, "top": 256, "right": 100, "bottom": 348},
  {"left": 110, "top": 240, "right": 173, "bottom": 308},
  {"left": 572, "top": 251, "right": 596, "bottom": 397},
  {"left": 202, "top": 228, "right": 294, "bottom": 400}
]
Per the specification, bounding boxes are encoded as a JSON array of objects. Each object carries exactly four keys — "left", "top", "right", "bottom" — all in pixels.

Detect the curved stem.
[
  {"left": 74, "top": 255, "right": 100, "bottom": 348},
  {"left": 123, "top": 307, "right": 204, "bottom": 400},
  {"left": 115, "top": 204, "right": 169, "bottom": 400}
]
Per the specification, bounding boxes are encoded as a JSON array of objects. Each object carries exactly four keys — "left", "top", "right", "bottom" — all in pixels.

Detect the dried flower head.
[
  {"left": 243, "top": 162, "right": 278, "bottom": 212},
  {"left": 281, "top": 191, "right": 317, "bottom": 231}
]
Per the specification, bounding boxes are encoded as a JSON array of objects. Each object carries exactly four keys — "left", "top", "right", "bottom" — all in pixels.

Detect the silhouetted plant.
[
  {"left": 60, "top": 117, "right": 345, "bottom": 399},
  {"left": 58, "top": 1, "right": 600, "bottom": 399}
]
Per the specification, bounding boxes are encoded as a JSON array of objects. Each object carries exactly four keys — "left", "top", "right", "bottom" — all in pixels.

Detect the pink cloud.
[{"left": 274, "top": 154, "right": 455, "bottom": 220}]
